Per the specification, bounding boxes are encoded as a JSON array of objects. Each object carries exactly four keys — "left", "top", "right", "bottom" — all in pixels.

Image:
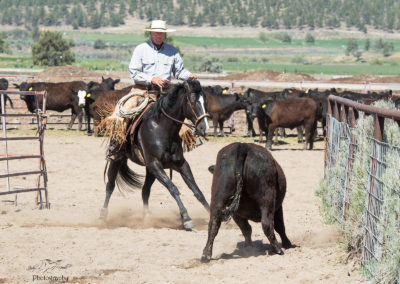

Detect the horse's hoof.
[
  {"left": 183, "top": 220, "right": 195, "bottom": 231},
  {"left": 142, "top": 210, "right": 151, "bottom": 222},
  {"left": 99, "top": 208, "right": 108, "bottom": 221},
  {"left": 282, "top": 240, "right": 294, "bottom": 249},
  {"left": 200, "top": 255, "right": 211, "bottom": 263}
]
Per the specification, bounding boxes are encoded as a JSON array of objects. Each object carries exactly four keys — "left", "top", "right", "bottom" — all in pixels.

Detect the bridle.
[{"left": 160, "top": 90, "right": 210, "bottom": 134}]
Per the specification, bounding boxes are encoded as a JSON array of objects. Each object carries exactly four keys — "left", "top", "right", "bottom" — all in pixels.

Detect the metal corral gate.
[
  {"left": 324, "top": 95, "right": 400, "bottom": 282},
  {"left": 0, "top": 90, "right": 49, "bottom": 209}
]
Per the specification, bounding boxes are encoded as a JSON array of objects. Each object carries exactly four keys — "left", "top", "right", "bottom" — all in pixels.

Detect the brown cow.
[
  {"left": 249, "top": 97, "right": 319, "bottom": 150},
  {"left": 89, "top": 89, "right": 131, "bottom": 132},
  {"left": 201, "top": 142, "right": 293, "bottom": 262}
]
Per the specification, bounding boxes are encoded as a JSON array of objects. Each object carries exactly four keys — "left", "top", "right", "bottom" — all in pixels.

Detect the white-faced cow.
[{"left": 81, "top": 77, "right": 120, "bottom": 134}]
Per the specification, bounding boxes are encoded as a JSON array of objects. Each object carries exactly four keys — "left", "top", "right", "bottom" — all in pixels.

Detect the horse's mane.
[{"left": 143, "top": 80, "right": 202, "bottom": 120}]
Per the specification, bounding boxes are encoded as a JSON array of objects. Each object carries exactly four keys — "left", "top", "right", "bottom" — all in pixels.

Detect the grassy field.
[
  {"left": 2, "top": 30, "right": 400, "bottom": 75},
  {"left": 64, "top": 31, "right": 400, "bottom": 51}
]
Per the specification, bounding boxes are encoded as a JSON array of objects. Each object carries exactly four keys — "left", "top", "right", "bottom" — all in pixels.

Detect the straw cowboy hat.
[{"left": 145, "top": 20, "right": 176, "bottom": 33}]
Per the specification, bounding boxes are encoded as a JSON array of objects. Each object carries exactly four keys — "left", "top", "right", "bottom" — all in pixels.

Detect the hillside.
[{"left": 0, "top": 0, "right": 399, "bottom": 33}]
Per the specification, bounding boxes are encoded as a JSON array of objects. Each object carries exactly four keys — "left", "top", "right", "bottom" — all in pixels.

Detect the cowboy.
[
  {"left": 129, "top": 20, "right": 198, "bottom": 91},
  {"left": 105, "top": 20, "right": 200, "bottom": 159}
]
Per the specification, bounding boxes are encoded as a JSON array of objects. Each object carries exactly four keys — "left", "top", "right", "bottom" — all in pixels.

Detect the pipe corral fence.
[
  {"left": 0, "top": 90, "right": 49, "bottom": 209},
  {"left": 323, "top": 95, "right": 400, "bottom": 283}
]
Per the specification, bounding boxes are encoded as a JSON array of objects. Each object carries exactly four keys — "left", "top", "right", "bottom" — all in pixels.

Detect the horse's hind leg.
[
  {"left": 142, "top": 169, "right": 155, "bottom": 220},
  {"left": 178, "top": 160, "right": 210, "bottom": 211},
  {"left": 100, "top": 159, "right": 124, "bottom": 220},
  {"left": 147, "top": 162, "right": 194, "bottom": 230}
]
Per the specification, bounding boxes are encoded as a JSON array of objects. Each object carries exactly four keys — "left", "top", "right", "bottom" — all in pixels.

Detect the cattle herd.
[
  {"left": 0, "top": 77, "right": 395, "bottom": 148},
  {"left": 0, "top": 76, "right": 396, "bottom": 261}
]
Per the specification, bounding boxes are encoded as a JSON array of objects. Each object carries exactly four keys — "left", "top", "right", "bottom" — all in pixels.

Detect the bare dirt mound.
[
  {"left": 329, "top": 73, "right": 400, "bottom": 83},
  {"left": 37, "top": 65, "right": 100, "bottom": 80},
  {"left": 216, "top": 69, "right": 316, "bottom": 81}
]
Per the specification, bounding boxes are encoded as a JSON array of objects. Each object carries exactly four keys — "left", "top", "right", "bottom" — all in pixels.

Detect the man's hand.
[
  {"left": 151, "top": 77, "right": 167, "bottom": 88},
  {"left": 189, "top": 73, "right": 199, "bottom": 80}
]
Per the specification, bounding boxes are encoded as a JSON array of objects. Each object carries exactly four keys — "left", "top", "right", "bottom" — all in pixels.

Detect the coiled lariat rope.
[{"left": 115, "top": 92, "right": 149, "bottom": 118}]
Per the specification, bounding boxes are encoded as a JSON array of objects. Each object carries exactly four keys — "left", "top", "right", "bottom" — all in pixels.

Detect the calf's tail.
[{"left": 221, "top": 143, "right": 248, "bottom": 221}]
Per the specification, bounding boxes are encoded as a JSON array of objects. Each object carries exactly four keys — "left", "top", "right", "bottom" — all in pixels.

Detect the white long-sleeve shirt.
[{"left": 128, "top": 40, "right": 191, "bottom": 86}]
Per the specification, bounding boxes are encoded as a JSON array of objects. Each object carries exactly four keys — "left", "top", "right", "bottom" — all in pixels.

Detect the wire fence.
[{"left": 322, "top": 95, "right": 400, "bottom": 283}]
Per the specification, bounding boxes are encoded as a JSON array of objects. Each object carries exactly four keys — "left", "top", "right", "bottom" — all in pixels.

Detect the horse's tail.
[
  {"left": 116, "top": 159, "right": 143, "bottom": 193},
  {"left": 103, "top": 159, "right": 143, "bottom": 194},
  {"left": 221, "top": 143, "right": 248, "bottom": 222}
]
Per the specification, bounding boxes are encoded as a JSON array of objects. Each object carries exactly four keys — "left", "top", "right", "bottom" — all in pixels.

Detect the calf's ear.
[{"left": 208, "top": 165, "right": 215, "bottom": 174}]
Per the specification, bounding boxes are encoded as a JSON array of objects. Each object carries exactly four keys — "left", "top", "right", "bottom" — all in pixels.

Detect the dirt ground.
[{"left": 0, "top": 130, "right": 366, "bottom": 283}]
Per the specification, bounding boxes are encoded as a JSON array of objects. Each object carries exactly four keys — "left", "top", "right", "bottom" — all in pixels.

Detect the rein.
[
  {"left": 160, "top": 91, "right": 210, "bottom": 132},
  {"left": 161, "top": 108, "right": 196, "bottom": 130}
]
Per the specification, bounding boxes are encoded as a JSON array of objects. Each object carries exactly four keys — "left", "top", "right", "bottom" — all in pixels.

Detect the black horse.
[{"left": 100, "top": 80, "right": 210, "bottom": 230}]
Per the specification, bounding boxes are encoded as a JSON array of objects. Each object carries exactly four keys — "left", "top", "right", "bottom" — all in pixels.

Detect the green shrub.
[
  {"left": 31, "top": 31, "right": 75, "bottom": 66},
  {"left": 93, "top": 39, "right": 106, "bottom": 49},
  {"left": 273, "top": 33, "right": 291, "bottom": 43},
  {"left": 0, "top": 34, "right": 10, "bottom": 54},
  {"left": 305, "top": 33, "right": 315, "bottom": 44},
  {"left": 371, "top": 58, "right": 383, "bottom": 65}
]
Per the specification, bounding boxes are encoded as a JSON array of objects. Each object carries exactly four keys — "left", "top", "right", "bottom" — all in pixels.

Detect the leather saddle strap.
[{"left": 129, "top": 101, "right": 155, "bottom": 136}]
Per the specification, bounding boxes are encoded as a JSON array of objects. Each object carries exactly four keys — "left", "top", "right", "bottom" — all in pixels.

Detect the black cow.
[
  {"left": 82, "top": 77, "right": 120, "bottom": 134},
  {"left": 0, "top": 78, "right": 8, "bottom": 91},
  {"left": 250, "top": 97, "right": 319, "bottom": 150},
  {"left": 0, "top": 78, "right": 13, "bottom": 109},
  {"left": 203, "top": 85, "right": 229, "bottom": 95},
  {"left": 14, "top": 81, "right": 87, "bottom": 130},
  {"left": 204, "top": 87, "right": 247, "bottom": 137},
  {"left": 201, "top": 142, "right": 293, "bottom": 262}
]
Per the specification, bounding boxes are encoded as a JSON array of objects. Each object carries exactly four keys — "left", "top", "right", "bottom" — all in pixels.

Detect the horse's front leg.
[
  {"left": 147, "top": 161, "right": 194, "bottom": 230},
  {"left": 177, "top": 160, "right": 210, "bottom": 212}
]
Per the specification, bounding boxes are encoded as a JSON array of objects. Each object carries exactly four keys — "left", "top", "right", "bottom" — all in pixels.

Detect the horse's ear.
[
  {"left": 102, "top": 76, "right": 105, "bottom": 82},
  {"left": 13, "top": 83, "right": 20, "bottom": 89}
]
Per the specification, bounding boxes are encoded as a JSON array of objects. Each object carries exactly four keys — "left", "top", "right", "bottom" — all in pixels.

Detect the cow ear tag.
[
  {"left": 87, "top": 93, "right": 91, "bottom": 98},
  {"left": 28, "top": 87, "right": 33, "bottom": 91},
  {"left": 262, "top": 104, "right": 266, "bottom": 109}
]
